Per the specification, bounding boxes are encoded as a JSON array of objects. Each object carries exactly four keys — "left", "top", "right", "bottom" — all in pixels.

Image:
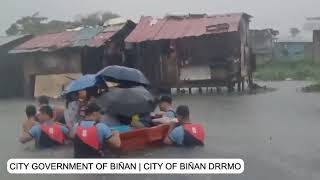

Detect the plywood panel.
[{"left": 34, "top": 73, "right": 82, "bottom": 98}]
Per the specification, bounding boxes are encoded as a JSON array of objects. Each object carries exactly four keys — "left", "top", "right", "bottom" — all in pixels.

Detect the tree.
[
  {"left": 290, "top": 27, "right": 300, "bottom": 37},
  {"left": 6, "top": 11, "right": 120, "bottom": 36},
  {"left": 75, "top": 11, "right": 120, "bottom": 27},
  {"left": 5, "top": 12, "right": 76, "bottom": 36},
  {"left": 6, "top": 13, "right": 48, "bottom": 35}
]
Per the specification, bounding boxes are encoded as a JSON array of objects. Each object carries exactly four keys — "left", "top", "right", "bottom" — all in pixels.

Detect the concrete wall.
[
  {"left": 23, "top": 50, "right": 81, "bottom": 97},
  {"left": 313, "top": 30, "right": 320, "bottom": 63},
  {"left": 274, "top": 42, "right": 312, "bottom": 61}
]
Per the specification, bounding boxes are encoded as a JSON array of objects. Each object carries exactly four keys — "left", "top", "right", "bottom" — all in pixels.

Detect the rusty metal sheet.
[
  {"left": 11, "top": 24, "right": 127, "bottom": 53},
  {"left": 11, "top": 31, "right": 77, "bottom": 53},
  {"left": 126, "top": 13, "right": 249, "bottom": 43},
  {"left": 89, "top": 31, "right": 115, "bottom": 47}
]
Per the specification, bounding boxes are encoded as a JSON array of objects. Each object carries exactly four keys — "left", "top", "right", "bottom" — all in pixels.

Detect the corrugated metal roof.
[
  {"left": 11, "top": 24, "right": 127, "bottom": 53},
  {"left": 126, "top": 13, "right": 250, "bottom": 43},
  {"left": 0, "top": 35, "right": 30, "bottom": 47},
  {"left": 10, "top": 31, "right": 77, "bottom": 53}
]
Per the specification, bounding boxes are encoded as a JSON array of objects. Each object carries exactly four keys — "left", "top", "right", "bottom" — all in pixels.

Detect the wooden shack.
[
  {"left": 125, "top": 13, "right": 253, "bottom": 92},
  {"left": 10, "top": 20, "right": 135, "bottom": 97},
  {"left": 313, "top": 30, "right": 320, "bottom": 63},
  {"left": 249, "top": 29, "right": 278, "bottom": 64},
  {"left": 0, "top": 35, "right": 32, "bottom": 98}
]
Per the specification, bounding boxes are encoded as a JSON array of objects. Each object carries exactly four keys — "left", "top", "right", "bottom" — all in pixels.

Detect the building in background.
[
  {"left": 0, "top": 35, "right": 32, "bottom": 98},
  {"left": 274, "top": 35, "right": 313, "bottom": 61},
  {"left": 313, "top": 30, "right": 320, "bottom": 63},
  {"left": 10, "top": 19, "right": 135, "bottom": 97},
  {"left": 249, "top": 29, "right": 278, "bottom": 64},
  {"left": 126, "top": 13, "right": 253, "bottom": 92}
]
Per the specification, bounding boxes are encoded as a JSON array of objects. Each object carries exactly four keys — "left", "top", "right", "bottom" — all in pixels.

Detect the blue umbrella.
[
  {"left": 96, "top": 65, "right": 150, "bottom": 86},
  {"left": 64, "top": 74, "right": 97, "bottom": 94}
]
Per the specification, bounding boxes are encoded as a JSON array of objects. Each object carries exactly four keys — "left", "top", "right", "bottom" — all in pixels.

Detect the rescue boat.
[{"left": 118, "top": 124, "right": 170, "bottom": 152}]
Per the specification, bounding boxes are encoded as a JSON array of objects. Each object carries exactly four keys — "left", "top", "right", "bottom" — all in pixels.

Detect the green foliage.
[
  {"left": 6, "top": 11, "right": 120, "bottom": 36},
  {"left": 5, "top": 13, "right": 76, "bottom": 36},
  {"left": 255, "top": 61, "right": 320, "bottom": 81},
  {"left": 74, "top": 11, "right": 120, "bottom": 27}
]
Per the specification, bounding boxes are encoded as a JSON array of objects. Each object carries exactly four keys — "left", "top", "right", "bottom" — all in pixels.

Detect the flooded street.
[{"left": 1, "top": 81, "right": 320, "bottom": 180}]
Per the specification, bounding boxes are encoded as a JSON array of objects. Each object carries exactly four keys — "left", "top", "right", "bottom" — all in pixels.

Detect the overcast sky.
[{"left": 1, "top": 0, "right": 319, "bottom": 36}]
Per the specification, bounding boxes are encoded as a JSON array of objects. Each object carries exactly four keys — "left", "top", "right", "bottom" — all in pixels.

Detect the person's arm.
[
  {"left": 19, "top": 126, "right": 38, "bottom": 144},
  {"left": 163, "top": 136, "right": 173, "bottom": 145},
  {"left": 163, "top": 125, "right": 183, "bottom": 145},
  {"left": 106, "top": 131, "right": 121, "bottom": 148},
  {"left": 60, "top": 125, "right": 71, "bottom": 140},
  {"left": 163, "top": 122, "right": 176, "bottom": 145},
  {"left": 100, "top": 124, "right": 121, "bottom": 148},
  {"left": 19, "top": 131, "right": 33, "bottom": 144}
]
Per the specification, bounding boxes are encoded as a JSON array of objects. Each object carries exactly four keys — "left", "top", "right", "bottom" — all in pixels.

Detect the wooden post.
[
  {"left": 241, "top": 78, "right": 245, "bottom": 91},
  {"left": 237, "top": 81, "right": 241, "bottom": 92}
]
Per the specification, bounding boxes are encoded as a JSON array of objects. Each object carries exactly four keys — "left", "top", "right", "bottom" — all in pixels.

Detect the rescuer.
[
  {"left": 19, "top": 105, "right": 69, "bottom": 148},
  {"left": 164, "top": 105, "right": 205, "bottom": 146},
  {"left": 72, "top": 103, "right": 121, "bottom": 158}
]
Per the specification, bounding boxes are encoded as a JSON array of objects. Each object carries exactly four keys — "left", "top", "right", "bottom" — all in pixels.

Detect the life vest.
[
  {"left": 183, "top": 124, "right": 205, "bottom": 146},
  {"left": 39, "top": 123, "right": 65, "bottom": 148},
  {"left": 73, "top": 121, "right": 102, "bottom": 158}
]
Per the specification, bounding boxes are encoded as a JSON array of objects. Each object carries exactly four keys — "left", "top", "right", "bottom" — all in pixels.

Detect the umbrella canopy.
[
  {"left": 95, "top": 86, "right": 155, "bottom": 117},
  {"left": 96, "top": 65, "right": 150, "bottom": 86},
  {"left": 64, "top": 74, "right": 97, "bottom": 94}
]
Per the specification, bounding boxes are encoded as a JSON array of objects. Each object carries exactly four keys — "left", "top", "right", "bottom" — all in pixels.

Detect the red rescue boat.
[{"left": 119, "top": 124, "right": 170, "bottom": 152}]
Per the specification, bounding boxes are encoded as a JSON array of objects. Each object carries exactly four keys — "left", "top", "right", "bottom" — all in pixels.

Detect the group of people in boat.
[{"left": 19, "top": 94, "right": 205, "bottom": 158}]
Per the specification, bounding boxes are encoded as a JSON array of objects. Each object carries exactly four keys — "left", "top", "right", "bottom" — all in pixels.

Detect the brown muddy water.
[{"left": 1, "top": 81, "right": 320, "bottom": 180}]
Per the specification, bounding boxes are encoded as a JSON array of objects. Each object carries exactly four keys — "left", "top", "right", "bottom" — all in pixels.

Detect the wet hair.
[
  {"left": 85, "top": 103, "right": 101, "bottom": 116},
  {"left": 25, "top": 104, "right": 37, "bottom": 118},
  {"left": 39, "top": 105, "right": 53, "bottom": 118},
  {"left": 38, "top": 96, "right": 50, "bottom": 105},
  {"left": 176, "top": 105, "right": 190, "bottom": 120},
  {"left": 159, "top": 95, "right": 172, "bottom": 104}
]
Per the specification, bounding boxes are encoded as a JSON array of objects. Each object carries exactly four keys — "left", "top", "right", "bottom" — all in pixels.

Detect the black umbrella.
[
  {"left": 96, "top": 65, "right": 150, "bottom": 86},
  {"left": 95, "top": 86, "right": 155, "bottom": 117}
]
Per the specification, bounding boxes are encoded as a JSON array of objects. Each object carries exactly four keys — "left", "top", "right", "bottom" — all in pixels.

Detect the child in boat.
[
  {"left": 152, "top": 95, "right": 178, "bottom": 124},
  {"left": 22, "top": 105, "right": 38, "bottom": 132},
  {"left": 164, "top": 105, "right": 205, "bottom": 146},
  {"left": 72, "top": 103, "right": 121, "bottom": 158},
  {"left": 20, "top": 105, "right": 70, "bottom": 149},
  {"left": 157, "top": 95, "right": 176, "bottom": 118}
]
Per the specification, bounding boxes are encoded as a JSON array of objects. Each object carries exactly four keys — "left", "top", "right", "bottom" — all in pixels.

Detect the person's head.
[
  {"left": 38, "top": 105, "right": 54, "bottom": 123},
  {"left": 176, "top": 105, "right": 190, "bottom": 123},
  {"left": 38, "top": 96, "right": 50, "bottom": 107},
  {"left": 158, "top": 95, "right": 173, "bottom": 112},
  {"left": 84, "top": 103, "right": 102, "bottom": 122},
  {"left": 25, "top": 104, "right": 37, "bottom": 119}
]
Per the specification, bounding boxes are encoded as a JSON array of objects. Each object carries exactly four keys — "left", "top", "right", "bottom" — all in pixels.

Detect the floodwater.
[{"left": 1, "top": 81, "right": 320, "bottom": 180}]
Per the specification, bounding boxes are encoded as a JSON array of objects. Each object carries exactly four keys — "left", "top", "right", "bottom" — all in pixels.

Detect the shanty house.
[
  {"left": 125, "top": 13, "right": 253, "bottom": 92},
  {"left": 313, "top": 30, "right": 320, "bottom": 63},
  {"left": 274, "top": 35, "right": 313, "bottom": 61},
  {"left": 0, "top": 35, "right": 32, "bottom": 98},
  {"left": 10, "top": 20, "right": 135, "bottom": 97},
  {"left": 249, "top": 29, "right": 278, "bottom": 64}
]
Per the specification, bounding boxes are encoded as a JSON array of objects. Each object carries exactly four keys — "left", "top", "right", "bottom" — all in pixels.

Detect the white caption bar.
[{"left": 7, "top": 158, "right": 244, "bottom": 174}]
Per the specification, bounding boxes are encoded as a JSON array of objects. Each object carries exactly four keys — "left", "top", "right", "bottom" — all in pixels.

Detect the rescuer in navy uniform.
[
  {"left": 20, "top": 105, "right": 69, "bottom": 148},
  {"left": 164, "top": 105, "right": 205, "bottom": 146},
  {"left": 72, "top": 103, "right": 121, "bottom": 158}
]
